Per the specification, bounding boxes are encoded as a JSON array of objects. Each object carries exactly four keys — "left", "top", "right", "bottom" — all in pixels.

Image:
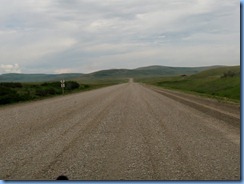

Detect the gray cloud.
[
  {"left": 0, "top": 0, "right": 240, "bottom": 74},
  {"left": 0, "top": 64, "right": 21, "bottom": 73}
]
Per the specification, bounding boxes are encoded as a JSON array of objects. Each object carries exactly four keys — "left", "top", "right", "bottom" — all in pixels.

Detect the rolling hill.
[
  {"left": 84, "top": 65, "right": 221, "bottom": 79},
  {"left": 0, "top": 65, "right": 224, "bottom": 82},
  {"left": 141, "top": 65, "right": 240, "bottom": 101},
  {"left": 0, "top": 73, "right": 83, "bottom": 82}
]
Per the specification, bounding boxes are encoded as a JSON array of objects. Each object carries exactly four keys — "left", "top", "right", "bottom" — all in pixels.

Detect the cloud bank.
[
  {"left": 0, "top": 0, "right": 240, "bottom": 74},
  {"left": 0, "top": 64, "right": 21, "bottom": 73}
]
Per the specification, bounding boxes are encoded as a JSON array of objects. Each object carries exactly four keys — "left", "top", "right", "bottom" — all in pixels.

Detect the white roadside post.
[{"left": 60, "top": 80, "right": 65, "bottom": 95}]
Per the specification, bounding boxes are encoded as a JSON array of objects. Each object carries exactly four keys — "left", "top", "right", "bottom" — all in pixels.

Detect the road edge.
[{"left": 144, "top": 84, "right": 240, "bottom": 127}]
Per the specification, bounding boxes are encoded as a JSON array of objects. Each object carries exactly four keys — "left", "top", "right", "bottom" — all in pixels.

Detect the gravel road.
[{"left": 0, "top": 82, "right": 240, "bottom": 180}]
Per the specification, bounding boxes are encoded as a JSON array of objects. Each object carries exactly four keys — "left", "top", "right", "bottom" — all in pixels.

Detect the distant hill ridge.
[
  {"left": 0, "top": 65, "right": 229, "bottom": 82},
  {"left": 0, "top": 73, "right": 84, "bottom": 82}
]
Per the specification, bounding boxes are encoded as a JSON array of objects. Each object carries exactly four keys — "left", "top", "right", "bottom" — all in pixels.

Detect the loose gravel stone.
[{"left": 0, "top": 82, "right": 240, "bottom": 180}]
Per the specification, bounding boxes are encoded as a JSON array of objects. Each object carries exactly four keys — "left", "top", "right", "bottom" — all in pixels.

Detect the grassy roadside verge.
[
  {"left": 0, "top": 80, "right": 125, "bottom": 106},
  {"left": 138, "top": 66, "right": 240, "bottom": 104}
]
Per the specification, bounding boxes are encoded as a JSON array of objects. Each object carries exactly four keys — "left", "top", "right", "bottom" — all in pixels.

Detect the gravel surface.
[{"left": 0, "top": 82, "right": 240, "bottom": 180}]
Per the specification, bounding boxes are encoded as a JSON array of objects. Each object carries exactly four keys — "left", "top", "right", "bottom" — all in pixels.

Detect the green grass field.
[{"left": 139, "top": 66, "right": 240, "bottom": 102}]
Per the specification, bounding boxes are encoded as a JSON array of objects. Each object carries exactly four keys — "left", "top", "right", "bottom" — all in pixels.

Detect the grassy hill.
[
  {"left": 188, "top": 66, "right": 240, "bottom": 79},
  {"left": 140, "top": 66, "right": 240, "bottom": 102},
  {"left": 85, "top": 65, "right": 219, "bottom": 80},
  {"left": 0, "top": 65, "right": 220, "bottom": 83},
  {"left": 135, "top": 65, "right": 218, "bottom": 74},
  {"left": 0, "top": 73, "right": 83, "bottom": 82}
]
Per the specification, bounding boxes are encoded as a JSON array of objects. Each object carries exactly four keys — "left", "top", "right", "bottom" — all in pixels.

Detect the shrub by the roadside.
[
  {"left": 66, "top": 81, "right": 80, "bottom": 90},
  {"left": 0, "top": 86, "right": 22, "bottom": 104},
  {"left": 0, "top": 82, "right": 23, "bottom": 88},
  {"left": 35, "top": 88, "right": 59, "bottom": 97}
]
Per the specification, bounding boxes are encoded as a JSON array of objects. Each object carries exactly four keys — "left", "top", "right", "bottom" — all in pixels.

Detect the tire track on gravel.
[
  {"left": 1, "top": 82, "right": 240, "bottom": 180},
  {"left": 1, "top": 84, "right": 127, "bottom": 179},
  {"left": 85, "top": 84, "right": 152, "bottom": 180},
  {"left": 149, "top": 86, "right": 239, "bottom": 126},
  {"left": 139, "top": 84, "right": 240, "bottom": 180},
  {"left": 31, "top": 84, "right": 130, "bottom": 179},
  {"left": 64, "top": 85, "right": 133, "bottom": 180},
  {"left": 142, "top": 84, "right": 240, "bottom": 145},
  {"left": 0, "top": 84, "right": 125, "bottom": 148},
  {"left": 136, "top": 84, "right": 200, "bottom": 180}
]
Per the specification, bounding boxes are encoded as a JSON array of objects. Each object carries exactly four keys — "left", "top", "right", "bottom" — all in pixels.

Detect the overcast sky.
[{"left": 0, "top": 0, "right": 240, "bottom": 74}]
